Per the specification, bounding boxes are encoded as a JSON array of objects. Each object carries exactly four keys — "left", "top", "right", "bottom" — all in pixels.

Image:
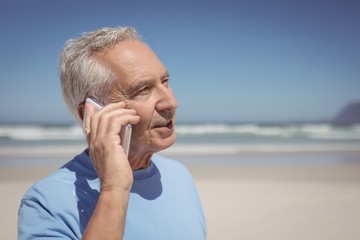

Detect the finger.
[
  {"left": 100, "top": 101, "right": 126, "bottom": 113},
  {"left": 96, "top": 108, "right": 139, "bottom": 141},
  {"left": 105, "top": 114, "right": 140, "bottom": 136},
  {"left": 89, "top": 101, "right": 127, "bottom": 134}
]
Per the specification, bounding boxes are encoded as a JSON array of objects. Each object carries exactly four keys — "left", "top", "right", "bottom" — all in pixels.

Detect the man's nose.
[{"left": 156, "top": 87, "right": 178, "bottom": 111}]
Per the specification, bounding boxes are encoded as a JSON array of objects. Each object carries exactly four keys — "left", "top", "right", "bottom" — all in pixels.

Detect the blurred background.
[
  {"left": 1, "top": 0, "right": 360, "bottom": 239},
  {"left": 0, "top": 0, "right": 359, "bottom": 164}
]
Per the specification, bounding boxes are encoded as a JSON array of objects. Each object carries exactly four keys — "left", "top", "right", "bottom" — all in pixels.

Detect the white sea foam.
[
  {"left": 0, "top": 123, "right": 360, "bottom": 141},
  {"left": 175, "top": 123, "right": 360, "bottom": 140},
  {"left": 0, "top": 124, "right": 84, "bottom": 141},
  {"left": 1, "top": 142, "right": 359, "bottom": 159}
]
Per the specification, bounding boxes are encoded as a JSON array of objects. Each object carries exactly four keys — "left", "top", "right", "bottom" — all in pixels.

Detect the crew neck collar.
[
  {"left": 81, "top": 150, "right": 157, "bottom": 180},
  {"left": 133, "top": 160, "right": 157, "bottom": 180}
]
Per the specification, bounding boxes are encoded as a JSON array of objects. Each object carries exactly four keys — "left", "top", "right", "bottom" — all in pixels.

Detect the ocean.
[{"left": 0, "top": 123, "right": 360, "bottom": 167}]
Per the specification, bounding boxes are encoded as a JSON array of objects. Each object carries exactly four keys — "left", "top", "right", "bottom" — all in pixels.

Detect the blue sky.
[{"left": 0, "top": 0, "right": 359, "bottom": 124}]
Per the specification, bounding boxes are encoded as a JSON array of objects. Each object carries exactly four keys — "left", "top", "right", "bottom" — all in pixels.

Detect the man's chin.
[{"left": 153, "top": 133, "right": 176, "bottom": 152}]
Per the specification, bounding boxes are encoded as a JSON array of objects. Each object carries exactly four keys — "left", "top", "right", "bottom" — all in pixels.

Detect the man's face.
[{"left": 96, "top": 41, "right": 178, "bottom": 156}]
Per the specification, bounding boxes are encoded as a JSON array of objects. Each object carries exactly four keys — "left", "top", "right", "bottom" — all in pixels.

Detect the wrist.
[
  {"left": 98, "top": 188, "right": 131, "bottom": 207},
  {"left": 100, "top": 183, "right": 133, "bottom": 194}
]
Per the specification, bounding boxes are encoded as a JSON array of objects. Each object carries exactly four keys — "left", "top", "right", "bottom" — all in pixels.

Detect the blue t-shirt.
[{"left": 18, "top": 151, "right": 207, "bottom": 239}]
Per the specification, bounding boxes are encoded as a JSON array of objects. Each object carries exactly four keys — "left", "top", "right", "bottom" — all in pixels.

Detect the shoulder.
[
  {"left": 18, "top": 151, "right": 94, "bottom": 239},
  {"left": 21, "top": 150, "right": 95, "bottom": 205},
  {"left": 152, "top": 154, "right": 190, "bottom": 174},
  {"left": 151, "top": 154, "right": 195, "bottom": 185},
  {"left": 22, "top": 168, "right": 74, "bottom": 202}
]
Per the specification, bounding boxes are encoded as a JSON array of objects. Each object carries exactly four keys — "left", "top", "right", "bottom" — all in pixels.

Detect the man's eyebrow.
[{"left": 162, "top": 71, "right": 170, "bottom": 79}]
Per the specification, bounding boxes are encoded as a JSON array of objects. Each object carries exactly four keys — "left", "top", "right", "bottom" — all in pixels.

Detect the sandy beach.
[
  {"left": 1, "top": 154, "right": 360, "bottom": 240},
  {"left": 192, "top": 163, "right": 360, "bottom": 240}
]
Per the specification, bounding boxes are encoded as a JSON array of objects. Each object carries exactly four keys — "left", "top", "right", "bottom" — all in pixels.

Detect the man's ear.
[{"left": 78, "top": 103, "right": 86, "bottom": 121}]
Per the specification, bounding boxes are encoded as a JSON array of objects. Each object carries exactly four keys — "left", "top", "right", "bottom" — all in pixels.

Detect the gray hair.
[{"left": 59, "top": 26, "right": 141, "bottom": 124}]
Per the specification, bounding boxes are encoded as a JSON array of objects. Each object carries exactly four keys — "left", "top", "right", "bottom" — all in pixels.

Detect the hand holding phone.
[{"left": 83, "top": 98, "right": 132, "bottom": 157}]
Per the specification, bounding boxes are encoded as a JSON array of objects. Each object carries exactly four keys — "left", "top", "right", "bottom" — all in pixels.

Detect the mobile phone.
[{"left": 83, "top": 98, "right": 132, "bottom": 157}]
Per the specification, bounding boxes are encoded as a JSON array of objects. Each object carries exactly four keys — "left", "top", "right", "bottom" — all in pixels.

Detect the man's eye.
[
  {"left": 136, "top": 87, "right": 151, "bottom": 95},
  {"left": 162, "top": 79, "right": 169, "bottom": 86}
]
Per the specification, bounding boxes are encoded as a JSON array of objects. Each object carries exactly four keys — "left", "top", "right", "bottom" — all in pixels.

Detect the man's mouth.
[{"left": 153, "top": 120, "right": 173, "bottom": 129}]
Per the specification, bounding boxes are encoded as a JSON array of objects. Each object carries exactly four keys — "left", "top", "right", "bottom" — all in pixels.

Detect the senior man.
[{"left": 18, "top": 26, "right": 206, "bottom": 240}]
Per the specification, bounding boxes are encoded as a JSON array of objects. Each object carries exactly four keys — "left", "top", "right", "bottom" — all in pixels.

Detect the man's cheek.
[{"left": 130, "top": 119, "right": 147, "bottom": 137}]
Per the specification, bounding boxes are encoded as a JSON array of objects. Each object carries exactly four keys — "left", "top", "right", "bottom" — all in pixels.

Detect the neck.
[{"left": 128, "top": 151, "right": 152, "bottom": 170}]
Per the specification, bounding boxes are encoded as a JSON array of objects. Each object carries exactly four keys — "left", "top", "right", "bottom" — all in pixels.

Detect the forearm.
[
  {"left": 82, "top": 190, "right": 130, "bottom": 240},
  {"left": 82, "top": 102, "right": 138, "bottom": 239}
]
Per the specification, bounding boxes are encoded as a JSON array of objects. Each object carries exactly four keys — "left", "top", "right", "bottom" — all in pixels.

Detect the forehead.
[{"left": 95, "top": 40, "right": 166, "bottom": 86}]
